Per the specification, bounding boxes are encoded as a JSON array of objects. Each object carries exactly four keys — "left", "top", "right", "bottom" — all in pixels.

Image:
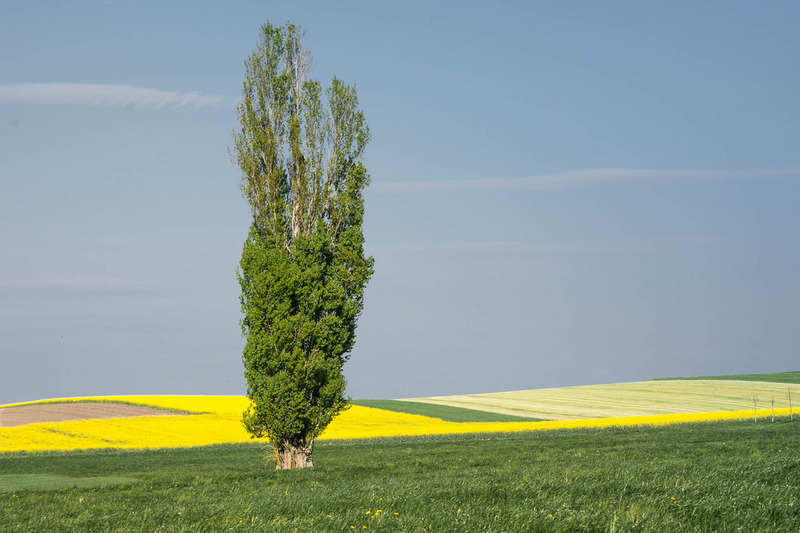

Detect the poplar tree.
[{"left": 232, "top": 22, "right": 373, "bottom": 469}]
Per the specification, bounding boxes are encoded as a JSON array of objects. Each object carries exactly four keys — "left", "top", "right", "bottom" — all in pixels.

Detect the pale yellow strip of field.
[{"left": 402, "top": 380, "right": 800, "bottom": 420}]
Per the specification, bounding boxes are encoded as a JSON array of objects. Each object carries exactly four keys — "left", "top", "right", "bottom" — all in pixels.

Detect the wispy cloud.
[
  {"left": 0, "top": 82, "right": 230, "bottom": 108},
  {"left": 371, "top": 236, "right": 711, "bottom": 256},
  {"left": 372, "top": 167, "right": 800, "bottom": 193},
  {"left": 373, "top": 241, "right": 624, "bottom": 256},
  {"left": 0, "top": 274, "right": 153, "bottom": 291}
]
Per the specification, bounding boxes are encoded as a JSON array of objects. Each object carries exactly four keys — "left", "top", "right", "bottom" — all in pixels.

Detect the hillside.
[
  {"left": 400, "top": 372, "right": 800, "bottom": 420},
  {"left": 656, "top": 371, "right": 800, "bottom": 384}
]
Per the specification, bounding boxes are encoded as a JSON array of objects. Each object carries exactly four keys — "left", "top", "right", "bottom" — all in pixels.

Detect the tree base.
[{"left": 275, "top": 443, "right": 314, "bottom": 469}]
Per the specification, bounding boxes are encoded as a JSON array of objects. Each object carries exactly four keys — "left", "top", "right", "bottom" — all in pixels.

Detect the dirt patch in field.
[{"left": 0, "top": 403, "right": 180, "bottom": 428}]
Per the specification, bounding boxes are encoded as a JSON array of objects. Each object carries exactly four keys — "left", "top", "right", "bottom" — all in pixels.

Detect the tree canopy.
[{"left": 233, "top": 22, "right": 373, "bottom": 469}]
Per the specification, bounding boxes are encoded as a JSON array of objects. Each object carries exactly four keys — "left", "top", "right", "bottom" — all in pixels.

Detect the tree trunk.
[{"left": 275, "top": 441, "right": 314, "bottom": 469}]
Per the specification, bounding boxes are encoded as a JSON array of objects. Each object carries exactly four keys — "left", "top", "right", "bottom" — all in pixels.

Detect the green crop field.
[
  {"left": 2, "top": 418, "right": 799, "bottom": 532},
  {"left": 350, "top": 399, "right": 542, "bottom": 422},
  {"left": 402, "top": 373, "right": 800, "bottom": 420},
  {"left": 656, "top": 371, "right": 800, "bottom": 385}
]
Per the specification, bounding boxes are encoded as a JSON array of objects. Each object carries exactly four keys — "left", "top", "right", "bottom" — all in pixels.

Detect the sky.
[{"left": 1, "top": 1, "right": 798, "bottom": 405}]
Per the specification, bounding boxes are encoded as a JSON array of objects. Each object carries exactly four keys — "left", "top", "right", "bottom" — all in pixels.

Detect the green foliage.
[
  {"left": 232, "top": 22, "right": 373, "bottom": 460},
  {"left": 238, "top": 225, "right": 372, "bottom": 444},
  {"left": 351, "top": 399, "right": 544, "bottom": 422},
  {"left": 3, "top": 420, "right": 799, "bottom": 531}
]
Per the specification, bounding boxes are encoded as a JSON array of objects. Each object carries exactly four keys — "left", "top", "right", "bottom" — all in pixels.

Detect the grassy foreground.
[{"left": 2, "top": 419, "right": 798, "bottom": 532}]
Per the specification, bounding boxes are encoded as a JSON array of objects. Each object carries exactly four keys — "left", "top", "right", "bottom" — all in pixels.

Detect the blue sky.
[{"left": 1, "top": 1, "right": 798, "bottom": 404}]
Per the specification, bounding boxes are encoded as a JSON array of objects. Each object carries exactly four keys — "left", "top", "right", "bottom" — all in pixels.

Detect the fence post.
[{"left": 753, "top": 395, "right": 758, "bottom": 422}]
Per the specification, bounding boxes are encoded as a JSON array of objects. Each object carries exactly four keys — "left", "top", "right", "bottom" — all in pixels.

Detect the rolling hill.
[{"left": 395, "top": 372, "right": 800, "bottom": 420}]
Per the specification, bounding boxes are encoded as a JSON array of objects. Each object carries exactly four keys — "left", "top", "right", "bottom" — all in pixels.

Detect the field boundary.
[
  {"left": 351, "top": 399, "right": 543, "bottom": 422},
  {"left": 654, "top": 371, "right": 800, "bottom": 384}
]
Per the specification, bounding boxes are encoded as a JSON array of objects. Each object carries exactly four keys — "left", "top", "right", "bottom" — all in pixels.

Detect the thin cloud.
[
  {"left": 371, "top": 236, "right": 713, "bottom": 256},
  {"left": 0, "top": 274, "right": 153, "bottom": 291},
  {"left": 372, "top": 167, "right": 800, "bottom": 193},
  {"left": 0, "top": 82, "right": 230, "bottom": 108},
  {"left": 374, "top": 241, "right": 622, "bottom": 255}
]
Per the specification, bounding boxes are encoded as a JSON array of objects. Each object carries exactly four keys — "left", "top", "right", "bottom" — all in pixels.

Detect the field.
[
  {"left": 656, "top": 371, "right": 800, "bottom": 384},
  {"left": 350, "top": 399, "right": 543, "bottom": 422},
  {"left": 1, "top": 393, "right": 795, "bottom": 454},
  {"left": 2, "top": 420, "right": 799, "bottom": 531},
  {"left": 403, "top": 378, "right": 800, "bottom": 420},
  {"left": 2, "top": 373, "right": 799, "bottom": 531}
]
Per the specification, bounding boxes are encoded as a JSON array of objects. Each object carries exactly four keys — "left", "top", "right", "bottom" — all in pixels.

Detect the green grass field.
[
  {"left": 2, "top": 418, "right": 799, "bottom": 531},
  {"left": 403, "top": 373, "right": 800, "bottom": 420},
  {"left": 656, "top": 371, "right": 800, "bottom": 384},
  {"left": 350, "top": 399, "right": 542, "bottom": 422}
]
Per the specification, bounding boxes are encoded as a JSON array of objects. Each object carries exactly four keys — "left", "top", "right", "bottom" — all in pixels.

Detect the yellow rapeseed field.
[
  {"left": 0, "top": 395, "right": 791, "bottom": 453},
  {"left": 0, "top": 396, "right": 253, "bottom": 453}
]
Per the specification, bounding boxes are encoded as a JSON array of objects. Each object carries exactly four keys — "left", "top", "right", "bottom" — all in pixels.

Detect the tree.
[{"left": 232, "top": 22, "right": 373, "bottom": 469}]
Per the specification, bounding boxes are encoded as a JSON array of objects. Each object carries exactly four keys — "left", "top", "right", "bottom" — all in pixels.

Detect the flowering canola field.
[{"left": 0, "top": 395, "right": 791, "bottom": 453}]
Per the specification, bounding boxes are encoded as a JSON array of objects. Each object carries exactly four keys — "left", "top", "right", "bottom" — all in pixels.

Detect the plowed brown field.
[{"left": 0, "top": 403, "right": 178, "bottom": 427}]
